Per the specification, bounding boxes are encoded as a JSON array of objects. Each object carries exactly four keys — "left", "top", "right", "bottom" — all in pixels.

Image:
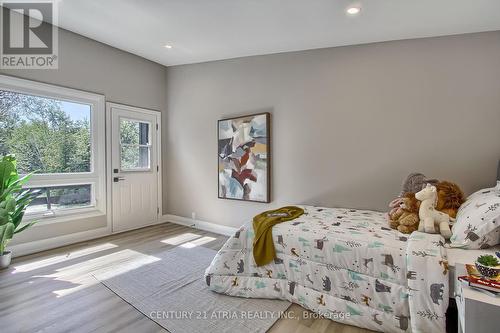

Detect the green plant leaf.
[
  {"left": 0, "top": 222, "right": 15, "bottom": 254},
  {"left": 0, "top": 155, "right": 38, "bottom": 243},
  {"left": 0, "top": 214, "right": 9, "bottom": 225},
  {"left": 0, "top": 160, "right": 15, "bottom": 184},
  {"left": 0, "top": 157, "right": 17, "bottom": 193},
  {"left": 0, "top": 186, "right": 19, "bottom": 202},
  {"left": 14, "top": 189, "right": 35, "bottom": 203},
  {"left": 12, "top": 210, "right": 26, "bottom": 229},
  {"left": 0, "top": 208, "right": 8, "bottom": 217},
  {"left": 11, "top": 190, "right": 38, "bottom": 229},
  {"left": 5, "top": 197, "right": 16, "bottom": 213},
  {"left": 14, "top": 221, "right": 36, "bottom": 234},
  {"left": 6, "top": 172, "right": 33, "bottom": 189},
  {"left": 477, "top": 255, "right": 499, "bottom": 267},
  {"left": 13, "top": 191, "right": 36, "bottom": 210}
]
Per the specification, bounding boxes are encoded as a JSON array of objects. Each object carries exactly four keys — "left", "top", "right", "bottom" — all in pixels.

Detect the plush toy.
[
  {"left": 415, "top": 184, "right": 453, "bottom": 239},
  {"left": 435, "top": 181, "right": 465, "bottom": 218},
  {"left": 388, "top": 172, "right": 437, "bottom": 234},
  {"left": 388, "top": 173, "right": 464, "bottom": 235},
  {"left": 388, "top": 193, "right": 421, "bottom": 234},
  {"left": 399, "top": 173, "right": 439, "bottom": 197},
  {"left": 388, "top": 198, "right": 403, "bottom": 229}
]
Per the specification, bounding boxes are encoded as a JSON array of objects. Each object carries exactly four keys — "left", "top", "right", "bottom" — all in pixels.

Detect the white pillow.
[{"left": 450, "top": 186, "right": 500, "bottom": 249}]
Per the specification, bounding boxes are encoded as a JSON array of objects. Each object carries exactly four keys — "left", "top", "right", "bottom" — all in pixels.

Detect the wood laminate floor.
[{"left": 0, "top": 223, "right": 372, "bottom": 333}]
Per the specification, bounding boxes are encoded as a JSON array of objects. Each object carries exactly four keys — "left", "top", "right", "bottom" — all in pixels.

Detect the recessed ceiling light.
[
  {"left": 164, "top": 44, "right": 173, "bottom": 49},
  {"left": 346, "top": 6, "right": 361, "bottom": 15}
]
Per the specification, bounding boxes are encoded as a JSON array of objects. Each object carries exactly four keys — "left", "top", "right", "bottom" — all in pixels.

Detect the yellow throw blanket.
[{"left": 252, "top": 206, "right": 304, "bottom": 267}]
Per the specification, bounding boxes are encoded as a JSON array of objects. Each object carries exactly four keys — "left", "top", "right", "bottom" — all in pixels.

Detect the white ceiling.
[{"left": 51, "top": 0, "right": 500, "bottom": 66}]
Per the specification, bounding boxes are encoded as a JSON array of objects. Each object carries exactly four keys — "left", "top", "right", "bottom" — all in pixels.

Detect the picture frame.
[{"left": 217, "top": 112, "right": 271, "bottom": 203}]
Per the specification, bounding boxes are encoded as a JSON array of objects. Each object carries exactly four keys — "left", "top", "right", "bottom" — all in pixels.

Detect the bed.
[{"left": 205, "top": 206, "right": 449, "bottom": 333}]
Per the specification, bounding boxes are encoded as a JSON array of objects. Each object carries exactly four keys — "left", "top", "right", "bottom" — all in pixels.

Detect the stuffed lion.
[{"left": 435, "top": 181, "right": 465, "bottom": 218}]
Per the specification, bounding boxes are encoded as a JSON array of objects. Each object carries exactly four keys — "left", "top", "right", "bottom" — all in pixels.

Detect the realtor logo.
[{"left": 1, "top": 0, "right": 58, "bottom": 69}]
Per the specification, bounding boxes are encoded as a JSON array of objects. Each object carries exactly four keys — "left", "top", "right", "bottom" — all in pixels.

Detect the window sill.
[{"left": 22, "top": 209, "right": 106, "bottom": 227}]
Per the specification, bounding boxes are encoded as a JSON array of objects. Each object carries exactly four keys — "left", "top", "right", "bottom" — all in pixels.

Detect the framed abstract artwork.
[{"left": 218, "top": 112, "right": 271, "bottom": 203}]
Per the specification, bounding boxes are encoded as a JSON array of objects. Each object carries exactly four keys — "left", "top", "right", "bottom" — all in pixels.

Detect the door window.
[{"left": 119, "top": 119, "right": 151, "bottom": 171}]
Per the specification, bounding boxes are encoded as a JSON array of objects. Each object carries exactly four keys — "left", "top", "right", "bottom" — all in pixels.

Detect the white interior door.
[{"left": 109, "top": 103, "right": 160, "bottom": 232}]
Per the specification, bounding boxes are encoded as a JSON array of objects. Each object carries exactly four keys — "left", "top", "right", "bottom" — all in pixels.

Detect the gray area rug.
[{"left": 94, "top": 246, "right": 291, "bottom": 333}]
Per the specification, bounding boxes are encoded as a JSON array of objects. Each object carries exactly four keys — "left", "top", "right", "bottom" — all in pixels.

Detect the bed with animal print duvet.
[{"left": 205, "top": 206, "right": 449, "bottom": 332}]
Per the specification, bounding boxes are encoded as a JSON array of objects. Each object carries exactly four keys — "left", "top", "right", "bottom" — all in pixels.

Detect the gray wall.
[
  {"left": 1, "top": 25, "right": 167, "bottom": 243},
  {"left": 1, "top": 30, "right": 167, "bottom": 111},
  {"left": 165, "top": 31, "right": 500, "bottom": 228}
]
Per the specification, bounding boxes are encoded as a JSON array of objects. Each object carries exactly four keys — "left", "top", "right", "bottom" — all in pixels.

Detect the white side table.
[{"left": 454, "top": 262, "right": 500, "bottom": 333}]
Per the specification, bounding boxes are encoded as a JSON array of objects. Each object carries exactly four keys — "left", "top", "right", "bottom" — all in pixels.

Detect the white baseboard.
[
  {"left": 163, "top": 214, "right": 237, "bottom": 236},
  {"left": 9, "top": 215, "right": 235, "bottom": 258}
]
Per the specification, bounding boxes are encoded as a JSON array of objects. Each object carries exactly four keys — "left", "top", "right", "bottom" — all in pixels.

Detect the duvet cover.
[{"left": 205, "top": 206, "right": 449, "bottom": 333}]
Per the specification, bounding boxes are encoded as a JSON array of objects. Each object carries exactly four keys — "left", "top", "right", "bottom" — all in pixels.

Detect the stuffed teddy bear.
[
  {"left": 388, "top": 193, "right": 421, "bottom": 234},
  {"left": 415, "top": 184, "right": 453, "bottom": 239}
]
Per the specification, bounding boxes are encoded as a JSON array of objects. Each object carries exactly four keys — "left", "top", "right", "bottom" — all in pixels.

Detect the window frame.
[{"left": 0, "top": 75, "right": 106, "bottom": 224}]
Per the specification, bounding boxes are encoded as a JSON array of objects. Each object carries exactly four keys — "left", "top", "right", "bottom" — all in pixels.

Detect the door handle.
[{"left": 113, "top": 177, "right": 125, "bottom": 182}]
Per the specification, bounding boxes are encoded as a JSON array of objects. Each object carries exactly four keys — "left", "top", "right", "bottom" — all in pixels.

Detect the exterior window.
[
  {"left": 26, "top": 184, "right": 92, "bottom": 214},
  {"left": 0, "top": 91, "right": 91, "bottom": 174},
  {"left": 0, "top": 75, "right": 106, "bottom": 222}
]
